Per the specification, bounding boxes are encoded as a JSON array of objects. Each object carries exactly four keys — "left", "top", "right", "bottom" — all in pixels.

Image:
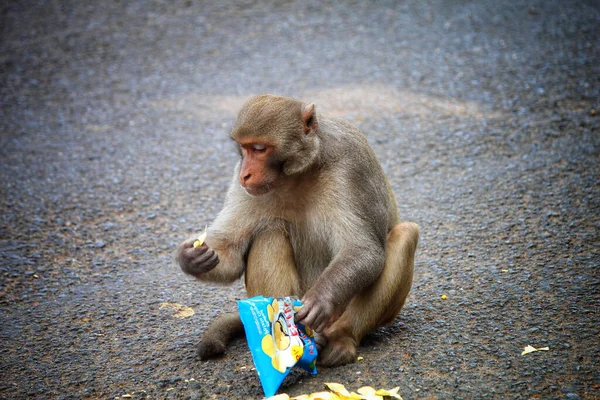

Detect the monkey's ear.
[{"left": 302, "top": 103, "right": 318, "bottom": 134}]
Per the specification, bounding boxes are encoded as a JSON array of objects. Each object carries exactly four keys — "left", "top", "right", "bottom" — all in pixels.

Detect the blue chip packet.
[{"left": 238, "top": 296, "right": 318, "bottom": 397}]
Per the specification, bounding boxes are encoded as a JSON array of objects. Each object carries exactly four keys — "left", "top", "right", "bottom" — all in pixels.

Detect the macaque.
[{"left": 176, "top": 94, "right": 419, "bottom": 367}]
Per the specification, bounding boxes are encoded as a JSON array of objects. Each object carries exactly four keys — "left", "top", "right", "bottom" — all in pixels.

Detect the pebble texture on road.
[{"left": 1, "top": 1, "right": 598, "bottom": 399}]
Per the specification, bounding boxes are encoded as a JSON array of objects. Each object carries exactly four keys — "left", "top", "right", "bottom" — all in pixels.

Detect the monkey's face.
[
  {"left": 230, "top": 94, "right": 319, "bottom": 196},
  {"left": 235, "top": 139, "right": 282, "bottom": 196}
]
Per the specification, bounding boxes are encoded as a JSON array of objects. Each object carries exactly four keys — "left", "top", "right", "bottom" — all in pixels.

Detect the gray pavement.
[{"left": 1, "top": 1, "right": 599, "bottom": 399}]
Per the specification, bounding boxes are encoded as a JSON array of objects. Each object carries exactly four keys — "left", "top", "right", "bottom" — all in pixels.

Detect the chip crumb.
[
  {"left": 521, "top": 345, "right": 550, "bottom": 355},
  {"left": 159, "top": 302, "right": 195, "bottom": 318},
  {"left": 324, "top": 382, "right": 351, "bottom": 396},
  {"left": 441, "top": 294, "right": 447, "bottom": 300},
  {"left": 274, "top": 384, "right": 403, "bottom": 400},
  {"left": 357, "top": 356, "right": 364, "bottom": 361},
  {"left": 193, "top": 226, "right": 208, "bottom": 248},
  {"left": 267, "top": 394, "right": 290, "bottom": 400}
]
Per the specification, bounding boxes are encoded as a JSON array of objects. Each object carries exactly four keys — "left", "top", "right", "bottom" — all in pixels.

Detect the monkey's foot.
[
  {"left": 196, "top": 337, "right": 226, "bottom": 360},
  {"left": 313, "top": 332, "right": 328, "bottom": 351},
  {"left": 317, "top": 335, "right": 357, "bottom": 367}
]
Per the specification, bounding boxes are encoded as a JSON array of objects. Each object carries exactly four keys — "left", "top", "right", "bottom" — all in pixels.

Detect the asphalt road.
[{"left": 1, "top": 1, "right": 599, "bottom": 399}]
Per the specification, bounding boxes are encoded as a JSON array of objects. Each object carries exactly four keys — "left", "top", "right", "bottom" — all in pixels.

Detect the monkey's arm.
[
  {"left": 177, "top": 232, "right": 249, "bottom": 283},
  {"left": 176, "top": 185, "right": 254, "bottom": 284},
  {"left": 297, "top": 234, "right": 386, "bottom": 333}
]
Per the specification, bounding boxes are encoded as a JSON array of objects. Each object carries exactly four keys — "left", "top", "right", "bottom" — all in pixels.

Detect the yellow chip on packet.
[
  {"left": 193, "top": 226, "right": 208, "bottom": 248},
  {"left": 238, "top": 296, "right": 318, "bottom": 398}
]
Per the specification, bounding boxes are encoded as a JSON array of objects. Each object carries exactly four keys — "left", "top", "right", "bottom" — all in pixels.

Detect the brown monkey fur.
[{"left": 176, "top": 94, "right": 419, "bottom": 367}]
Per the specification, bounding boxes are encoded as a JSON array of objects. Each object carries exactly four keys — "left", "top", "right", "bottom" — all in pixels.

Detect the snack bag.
[{"left": 238, "top": 296, "right": 318, "bottom": 397}]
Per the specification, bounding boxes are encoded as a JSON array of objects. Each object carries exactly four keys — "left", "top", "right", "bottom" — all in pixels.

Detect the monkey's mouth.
[{"left": 243, "top": 185, "right": 271, "bottom": 196}]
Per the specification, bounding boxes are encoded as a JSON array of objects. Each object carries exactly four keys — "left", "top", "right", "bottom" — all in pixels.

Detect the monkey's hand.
[
  {"left": 296, "top": 290, "right": 339, "bottom": 333},
  {"left": 177, "top": 239, "right": 220, "bottom": 277}
]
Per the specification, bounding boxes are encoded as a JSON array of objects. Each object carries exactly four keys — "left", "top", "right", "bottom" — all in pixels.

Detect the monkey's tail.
[{"left": 197, "top": 312, "right": 244, "bottom": 359}]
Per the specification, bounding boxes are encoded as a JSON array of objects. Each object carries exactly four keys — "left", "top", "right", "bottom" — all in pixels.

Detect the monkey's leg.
[
  {"left": 320, "top": 222, "right": 419, "bottom": 367},
  {"left": 244, "top": 228, "right": 300, "bottom": 297},
  {"left": 197, "top": 312, "right": 244, "bottom": 359},
  {"left": 197, "top": 228, "right": 299, "bottom": 359}
]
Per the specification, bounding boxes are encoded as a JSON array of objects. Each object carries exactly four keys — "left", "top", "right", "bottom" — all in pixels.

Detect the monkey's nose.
[{"left": 241, "top": 172, "right": 252, "bottom": 184}]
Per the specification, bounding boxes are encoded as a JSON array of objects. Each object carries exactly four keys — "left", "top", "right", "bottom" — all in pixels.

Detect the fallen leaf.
[
  {"left": 521, "top": 345, "right": 550, "bottom": 355},
  {"left": 160, "top": 302, "right": 195, "bottom": 318}
]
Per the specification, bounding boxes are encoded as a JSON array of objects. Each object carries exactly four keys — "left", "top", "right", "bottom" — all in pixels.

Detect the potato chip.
[
  {"left": 159, "top": 302, "right": 195, "bottom": 318},
  {"left": 356, "top": 387, "right": 383, "bottom": 400},
  {"left": 193, "top": 226, "right": 208, "bottom": 248},
  {"left": 239, "top": 296, "right": 318, "bottom": 397},
  {"left": 374, "top": 387, "right": 402, "bottom": 399},
  {"left": 325, "top": 383, "right": 352, "bottom": 397},
  {"left": 280, "top": 384, "right": 403, "bottom": 400},
  {"left": 521, "top": 345, "right": 549, "bottom": 355},
  {"left": 307, "top": 392, "right": 339, "bottom": 400},
  {"left": 267, "top": 394, "right": 291, "bottom": 400}
]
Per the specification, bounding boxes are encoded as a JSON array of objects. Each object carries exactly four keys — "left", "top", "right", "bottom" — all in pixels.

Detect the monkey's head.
[{"left": 231, "top": 95, "right": 320, "bottom": 196}]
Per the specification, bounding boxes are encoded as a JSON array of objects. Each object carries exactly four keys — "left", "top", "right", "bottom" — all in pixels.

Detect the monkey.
[{"left": 176, "top": 94, "right": 419, "bottom": 367}]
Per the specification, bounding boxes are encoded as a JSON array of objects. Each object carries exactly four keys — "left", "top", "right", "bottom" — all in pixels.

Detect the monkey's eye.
[{"left": 252, "top": 143, "right": 267, "bottom": 153}]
